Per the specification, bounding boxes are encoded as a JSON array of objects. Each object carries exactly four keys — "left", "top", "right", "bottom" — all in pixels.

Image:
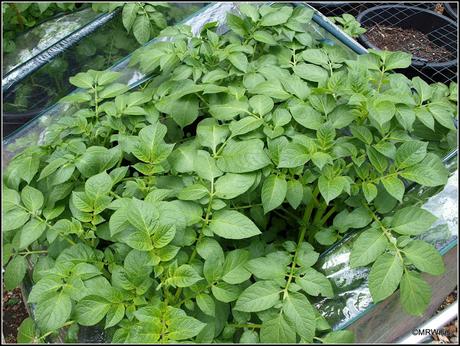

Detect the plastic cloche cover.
[{"left": 4, "top": 2, "right": 458, "bottom": 342}]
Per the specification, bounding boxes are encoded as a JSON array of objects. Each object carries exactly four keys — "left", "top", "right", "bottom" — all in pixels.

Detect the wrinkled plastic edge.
[{"left": 2, "top": 10, "right": 119, "bottom": 92}]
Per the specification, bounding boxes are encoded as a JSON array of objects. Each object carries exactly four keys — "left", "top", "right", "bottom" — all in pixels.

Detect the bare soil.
[
  {"left": 364, "top": 24, "right": 454, "bottom": 63},
  {"left": 2, "top": 287, "right": 29, "bottom": 343}
]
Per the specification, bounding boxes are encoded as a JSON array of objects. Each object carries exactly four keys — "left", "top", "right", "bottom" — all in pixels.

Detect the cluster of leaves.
[
  {"left": 3, "top": 3, "right": 457, "bottom": 344},
  {"left": 329, "top": 13, "right": 367, "bottom": 38},
  {"left": 2, "top": 2, "right": 78, "bottom": 53},
  {"left": 92, "top": 2, "right": 172, "bottom": 45}
]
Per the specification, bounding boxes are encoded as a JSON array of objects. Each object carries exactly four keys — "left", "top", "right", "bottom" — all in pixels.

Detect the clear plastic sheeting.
[
  {"left": 3, "top": 10, "right": 118, "bottom": 91},
  {"left": 4, "top": 2, "right": 457, "bottom": 342},
  {"left": 3, "top": 8, "right": 101, "bottom": 74},
  {"left": 2, "top": 3, "right": 207, "bottom": 138},
  {"left": 314, "top": 156, "right": 458, "bottom": 332}
]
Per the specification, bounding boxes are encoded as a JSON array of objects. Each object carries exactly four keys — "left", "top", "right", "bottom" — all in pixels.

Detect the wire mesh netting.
[{"left": 356, "top": 4, "right": 457, "bottom": 84}]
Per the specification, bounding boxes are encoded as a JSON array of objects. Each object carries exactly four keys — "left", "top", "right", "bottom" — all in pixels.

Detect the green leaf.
[
  {"left": 222, "top": 249, "right": 251, "bottom": 284},
  {"left": 21, "top": 186, "right": 44, "bottom": 213},
  {"left": 318, "top": 175, "right": 345, "bottom": 204},
  {"left": 36, "top": 291, "right": 72, "bottom": 332},
  {"left": 196, "top": 293, "right": 215, "bottom": 316},
  {"left": 85, "top": 171, "right": 112, "bottom": 201},
  {"left": 209, "top": 98, "right": 249, "bottom": 120},
  {"left": 293, "top": 63, "right": 328, "bottom": 83},
  {"left": 260, "top": 6, "right": 293, "bottom": 26},
  {"left": 75, "top": 295, "right": 111, "bottom": 326},
  {"left": 400, "top": 271, "right": 432, "bottom": 316},
  {"left": 249, "top": 95, "right": 274, "bottom": 116},
  {"left": 367, "top": 146, "right": 388, "bottom": 174},
  {"left": 17, "top": 318, "right": 38, "bottom": 343},
  {"left": 178, "top": 184, "right": 209, "bottom": 201},
  {"left": 122, "top": 3, "right": 139, "bottom": 32},
  {"left": 395, "top": 141, "right": 428, "bottom": 169},
  {"left": 245, "top": 256, "right": 286, "bottom": 281},
  {"left": 369, "top": 100, "right": 395, "bottom": 126},
  {"left": 283, "top": 292, "right": 316, "bottom": 341},
  {"left": 19, "top": 219, "right": 47, "bottom": 249},
  {"left": 211, "top": 282, "right": 242, "bottom": 303},
  {"left": 234, "top": 280, "right": 281, "bottom": 312},
  {"left": 169, "top": 265, "right": 202, "bottom": 287},
  {"left": 391, "top": 206, "right": 437, "bottom": 235},
  {"left": 302, "top": 49, "right": 328, "bottom": 66},
  {"left": 203, "top": 254, "right": 224, "bottom": 283},
  {"left": 196, "top": 119, "right": 229, "bottom": 153},
  {"left": 133, "top": 15, "right": 151, "bottom": 44},
  {"left": 151, "top": 225, "right": 176, "bottom": 248},
  {"left": 261, "top": 174, "right": 287, "bottom": 214},
  {"left": 362, "top": 182, "right": 378, "bottom": 203},
  {"left": 228, "top": 52, "right": 248, "bottom": 72},
  {"left": 384, "top": 51, "right": 411, "bottom": 70},
  {"left": 168, "top": 315, "right": 206, "bottom": 341},
  {"left": 278, "top": 143, "right": 310, "bottom": 168},
  {"left": 350, "top": 229, "right": 388, "bottom": 268},
  {"left": 194, "top": 150, "right": 223, "bottom": 181},
  {"left": 217, "top": 139, "right": 271, "bottom": 173},
  {"left": 368, "top": 253, "right": 403, "bottom": 302},
  {"left": 240, "top": 330, "right": 259, "bottom": 343},
  {"left": 322, "top": 330, "right": 355, "bottom": 344},
  {"left": 260, "top": 314, "right": 296, "bottom": 343},
  {"left": 381, "top": 175, "right": 405, "bottom": 202},
  {"left": 240, "top": 4, "right": 259, "bottom": 22},
  {"left": 400, "top": 153, "right": 448, "bottom": 187},
  {"left": 333, "top": 207, "right": 372, "bottom": 232},
  {"left": 99, "top": 83, "right": 129, "bottom": 99},
  {"left": 208, "top": 210, "right": 261, "bottom": 239},
  {"left": 128, "top": 199, "right": 159, "bottom": 234},
  {"left": 215, "top": 173, "right": 255, "bottom": 199},
  {"left": 4, "top": 256, "right": 27, "bottom": 290},
  {"left": 412, "top": 77, "right": 433, "bottom": 103},
  {"left": 229, "top": 116, "right": 263, "bottom": 136},
  {"left": 297, "top": 268, "right": 333, "bottom": 297},
  {"left": 69, "top": 72, "right": 94, "bottom": 89},
  {"left": 286, "top": 180, "right": 303, "bottom": 209},
  {"left": 253, "top": 30, "right": 277, "bottom": 45},
  {"left": 105, "top": 304, "right": 125, "bottom": 329},
  {"left": 428, "top": 103, "right": 456, "bottom": 130},
  {"left": 402, "top": 240, "right": 445, "bottom": 275}
]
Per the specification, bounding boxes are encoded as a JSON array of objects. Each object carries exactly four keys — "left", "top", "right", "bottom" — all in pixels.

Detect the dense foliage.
[{"left": 3, "top": 4, "right": 457, "bottom": 343}]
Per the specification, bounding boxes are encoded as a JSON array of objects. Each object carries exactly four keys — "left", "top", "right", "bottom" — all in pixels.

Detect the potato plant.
[{"left": 3, "top": 4, "right": 457, "bottom": 343}]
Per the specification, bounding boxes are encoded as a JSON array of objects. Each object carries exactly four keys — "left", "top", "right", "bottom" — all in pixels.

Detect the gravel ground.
[{"left": 430, "top": 288, "right": 458, "bottom": 344}]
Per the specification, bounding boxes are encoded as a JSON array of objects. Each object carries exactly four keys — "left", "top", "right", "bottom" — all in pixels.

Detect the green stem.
[
  {"left": 18, "top": 250, "right": 48, "bottom": 256},
  {"left": 319, "top": 206, "right": 336, "bottom": 226},
  {"left": 39, "top": 321, "right": 75, "bottom": 341},
  {"left": 365, "top": 205, "right": 403, "bottom": 261},
  {"left": 229, "top": 323, "right": 262, "bottom": 329},
  {"left": 282, "top": 202, "right": 313, "bottom": 299},
  {"left": 313, "top": 202, "right": 328, "bottom": 225}
]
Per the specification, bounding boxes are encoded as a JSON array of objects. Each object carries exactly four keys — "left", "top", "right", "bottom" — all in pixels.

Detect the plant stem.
[
  {"left": 228, "top": 323, "right": 262, "bottom": 329},
  {"left": 365, "top": 205, "right": 403, "bottom": 261},
  {"left": 18, "top": 250, "right": 48, "bottom": 256},
  {"left": 319, "top": 205, "right": 336, "bottom": 226},
  {"left": 282, "top": 201, "right": 313, "bottom": 299}
]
